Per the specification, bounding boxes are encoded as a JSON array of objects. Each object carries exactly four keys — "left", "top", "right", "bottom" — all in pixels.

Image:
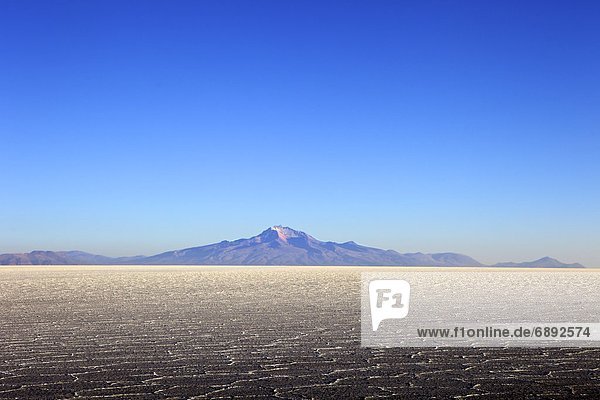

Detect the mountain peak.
[
  {"left": 537, "top": 256, "right": 557, "bottom": 262},
  {"left": 267, "top": 226, "right": 306, "bottom": 242}
]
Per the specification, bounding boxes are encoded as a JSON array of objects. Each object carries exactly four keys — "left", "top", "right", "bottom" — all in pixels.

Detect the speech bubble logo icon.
[{"left": 369, "top": 279, "right": 411, "bottom": 331}]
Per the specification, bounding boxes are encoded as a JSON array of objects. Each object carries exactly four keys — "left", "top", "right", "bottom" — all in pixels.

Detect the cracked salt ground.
[{"left": 0, "top": 266, "right": 598, "bottom": 399}]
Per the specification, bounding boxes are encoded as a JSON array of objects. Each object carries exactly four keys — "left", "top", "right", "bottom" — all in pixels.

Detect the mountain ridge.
[
  {"left": 493, "top": 257, "right": 585, "bottom": 268},
  {"left": 0, "top": 226, "right": 586, "bottom": 267}
]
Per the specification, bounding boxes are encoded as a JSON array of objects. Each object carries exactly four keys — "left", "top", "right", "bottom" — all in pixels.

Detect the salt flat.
[{"left": 0, "top": 266, "right": 598, "bottom": 399}]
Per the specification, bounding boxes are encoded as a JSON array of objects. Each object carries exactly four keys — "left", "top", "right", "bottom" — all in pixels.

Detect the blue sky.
[{"left": 1, "top": 1, "right": 599, "bottom": 266}]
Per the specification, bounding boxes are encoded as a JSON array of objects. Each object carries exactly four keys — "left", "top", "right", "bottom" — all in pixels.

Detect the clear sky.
[{"left": 1, "top": 1, "right": 599, "bottom": 266}]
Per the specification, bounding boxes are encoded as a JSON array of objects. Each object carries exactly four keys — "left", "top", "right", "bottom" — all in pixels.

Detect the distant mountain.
[
  {"left": 140, "top": 226, "right": 484, "bottom": 266},
  {"left": 0, "top": 226, "right": 585, "bottom": 267},
  {"left": 0, "top": 250, "right": 143, "bottom": 265},
  {"left": 493, "top": 257, "right": 585, "bottom": 268}
]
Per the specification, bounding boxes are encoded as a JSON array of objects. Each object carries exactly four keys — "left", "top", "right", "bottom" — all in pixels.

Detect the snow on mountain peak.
[{"left": 269, "top": 225, "right": 303, "bottom": 241}]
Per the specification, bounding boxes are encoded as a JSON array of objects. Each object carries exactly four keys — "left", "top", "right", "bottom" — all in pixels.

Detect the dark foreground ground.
[{"left": 0, "top": 266, "right": 598, "bottom": 399}]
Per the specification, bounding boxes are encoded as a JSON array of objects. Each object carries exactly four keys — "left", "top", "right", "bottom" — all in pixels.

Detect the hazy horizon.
[
  {"left": 2, "top": 2, "right": 599, "bottom": 266},
  {"left": 0, "top": 224, "right": 593, "bottom": 267}
]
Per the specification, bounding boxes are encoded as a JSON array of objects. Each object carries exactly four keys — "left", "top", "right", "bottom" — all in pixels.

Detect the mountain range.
[
  {"left": 0, "top": 226, "right": 586, "bottom": 267},
  {"left": 492, "top": 257, "right": 584, "bottom": 268}
]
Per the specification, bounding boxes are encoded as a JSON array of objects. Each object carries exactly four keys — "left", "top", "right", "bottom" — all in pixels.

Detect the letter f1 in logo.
[{"left": 369, "top": 280, "right": 411, "bottom": 331}]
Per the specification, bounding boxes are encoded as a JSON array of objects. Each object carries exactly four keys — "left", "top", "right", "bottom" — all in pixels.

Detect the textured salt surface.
[{"left": 0, "top": 266, "right": 598, "bottom": 399}]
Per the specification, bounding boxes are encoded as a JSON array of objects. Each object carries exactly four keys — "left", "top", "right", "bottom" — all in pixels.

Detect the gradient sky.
[{"left": 1, "top": 1, "right": 599, "bottom": 266}]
